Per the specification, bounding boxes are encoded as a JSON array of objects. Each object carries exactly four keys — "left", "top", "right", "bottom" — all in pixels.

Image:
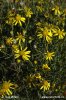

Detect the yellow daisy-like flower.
[
  {"left": 40, "top": 80, "right": 50, "bottom": 91},
  {"left": 6, "top": 17, "right": 14, "bottom": 25},
  {"left": 6, "top": 37, "right": 13, "bottom": 45},
  {"left": 16, "top": 33, "right": 25, "bottom": 45},
  {"left": 37, "top": 27, "right": 53, "bottom": 43},
  {"left": 14, "top": 47, "right": 31, "bottom": 61},
  {"left": 54, "top": 29, "right": 66, "bottom": 39},
  {"left": 13, "top": 14, "right": 26, "bottom": 26},
  {"left": 52, "top": 6, "right": 61, "bottom": 15},
  {"left": 42, "top": 64, "right": 51, "bottom": 70},
  {"left": 43, "top": 27, "right": 53, "bottom": 43},
  {"left": 0, "top": 81, "right": 17, "bottom": 96},
  {"left": 45, "top": 51, "right": 55, "bottom": 61},
  {"left": 34, "top": 73, "right": 42, "bottom": 80},
  {"left": 24, "top": 7, "right": 33, "bottom": 18}
]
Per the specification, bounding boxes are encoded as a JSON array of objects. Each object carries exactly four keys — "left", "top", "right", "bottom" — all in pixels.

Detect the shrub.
[{"left": 0, "top": 0, "right": 66, "bottom": 99}]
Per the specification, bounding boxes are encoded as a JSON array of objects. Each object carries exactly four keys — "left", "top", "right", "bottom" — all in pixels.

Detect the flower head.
[
  {"left": 37, "top": 27, "right": 53, "bottom": 43},
  {"left": 43, "top": 27, "right": 52, "bottom": 43},
  {"left": 52, "top": 6, "right": 61, "bottom": 15},
  {"left": 6, "top": 37, "right": 13, "bottom": 45},
  {"left": 40, "top": 80, "right": 50, "bottom": 91},
  {"left": 34, "top": 73, "right": 42, "bottom": 80},
  {"left": 0, "top": 81, "right": 17, "bottom": 96},
  {"left": 14, "top": 47, "right": 31, "bottom": 61},
  {"left": 45, "top": 51, "right": 55, "bottom": 61},
  {"left": 6, "top": 10, "right": 15, "bottom": 25},
  {"left": 6, "top": 17, "right": 14, "bottom": 25},
  {"left": 16, "top": 33, "right": 25, "bottom": 45},
  {"left": 42, "top": 64, "right": 51, "bottom": 70},
  {"left": 13, "top": 14, "right": 26, "bottom": 26},
  {"left": 24, "top": 7, "right": 33, "bottom": 18},
  {"left": 54, "top": 29, "right": 66, "bottom": 39}
]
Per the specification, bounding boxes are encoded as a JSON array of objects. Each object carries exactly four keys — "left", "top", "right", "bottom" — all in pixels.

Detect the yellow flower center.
[
  {"left": 19, "top": 50, "right": 24, "bottom": 56},
  {"left": 18, "top": 34, "right": 23, "bottom": 39},
  {"left": 43, "top": 28, "right": 48, "bottom": 36},
  {"left": 2, "top": 82, "right": 10, "bottom": 90},
  {"left": 47, "top": 52, "right": 51, "bottom": 57},
  {"left": 16, "top": 14, "right": 21, "bottom": 21}
]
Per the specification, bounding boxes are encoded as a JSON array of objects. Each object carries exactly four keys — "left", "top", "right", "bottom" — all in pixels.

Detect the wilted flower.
[
  {"left": 42, "top": 64, "right": 51, "bottom": 70},
  {"left": 52, "top": 6, "right": 61, "bottom": 16}
]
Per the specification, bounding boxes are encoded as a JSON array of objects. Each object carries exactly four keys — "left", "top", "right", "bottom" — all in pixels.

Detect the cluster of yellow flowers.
[
  {"left": 26, "top": 73, "right": 50, "bottom": 91},
  {"left": 5, "top": 5, "right": 33, "bottom": 64},
  {"left": 37, "top": 23, "right": 66, "bottom": 44},
  {"left": 0, "top": 0, "right": 66, "bottom": 98},
  {"left": 5, "top": 32, "right": 31, "bottom": 63}
]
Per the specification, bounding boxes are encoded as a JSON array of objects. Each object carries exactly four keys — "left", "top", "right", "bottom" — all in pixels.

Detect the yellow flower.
[
  {"left": 42, "top": 64, "right": 51, "bottom": 70},
  {"left": 34, "top": 73, "right": 41, "bottom": 80},
  {"left": 14, "top": 47, "right": 31, "bottom": 61},
  {"left": 54, "top": 29, "right": 66, "bottom": 39},
  {"left": 52, "top": 6, "right": 61, "bottom": 15},
  {"left": 16, "top": 33, "right": 25, "bottom": 45},
  {"left": 6, "top": 17, "right": 14, "bottom": 25},
  {"left": 37, "top": 27, "right": 53, "bottom": 43},
  {"left": 12, "top": 44, "right": 19, "bottom": 51},
  {"left": 6, "top": 37, "right": 13, "bottom": 45},
  {"left": 24, "top": 7, "right": 33, "bottom": 18},
  {"left": 40, "top": 80, "right": 50, "bottom": 91},
  {"left": 0, "top": 81, "right": 17, "bottom": 96},
  {"left": 45, "top": 51, "right": 55, "bottom": 61},
  {"left": 6, "top": 10, "right": 15, "bottom": 25},
  {"left": 13, "top": 14, "right": 26, "bottom": 26},
  {"left": 26, "top": 74, "right": 34, "bottom": 88},
  {"left": 43, "top": 27, "right": 53, "bottom": 43}
]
